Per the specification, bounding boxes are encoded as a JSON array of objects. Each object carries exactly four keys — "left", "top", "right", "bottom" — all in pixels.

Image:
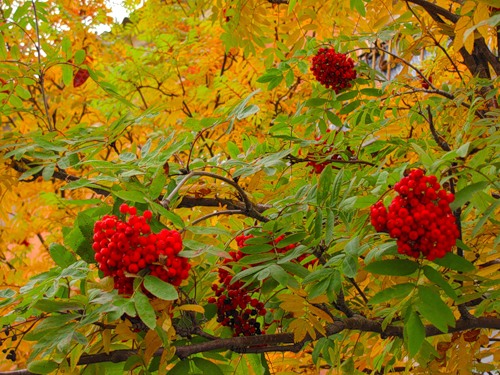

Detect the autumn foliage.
[{"left": 0, "top": 0, "right": 499, "bottom": 374}]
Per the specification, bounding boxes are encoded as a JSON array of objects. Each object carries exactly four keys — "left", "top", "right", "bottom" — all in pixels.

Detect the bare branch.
[{"left": 1, "top": 316, "right": 499, "bottom": 374}]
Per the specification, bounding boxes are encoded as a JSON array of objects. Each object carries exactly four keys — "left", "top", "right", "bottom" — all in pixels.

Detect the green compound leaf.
[
  {"left": 404, "top": 310, "right": 425, "bottom": 357},
  {"left": 369, "top": 283, "right": 415, "bottom": 305},
  {"left": 432, "top": 252, "right": 475, "bottom": 272},
  {"left": 416, "top": 286, "right": 455, "bottom": 333},
  {"left": 134, "top": 291, "right": 156, "bottom": 329},
  {"left": 423, "top": 265, "right": 457, "bottom": 300},
  {"left": 365, "top": 259, "right": 419, "bottom": 276},
  {"left": 143, "top": 275, "right": 179, "bottom": 301},
  {"left": 27, "top": 360, "right": 59, "bottom": 374}
]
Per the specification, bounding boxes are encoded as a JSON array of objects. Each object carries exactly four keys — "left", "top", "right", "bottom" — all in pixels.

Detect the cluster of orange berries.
[
  {"left": 370, "top": 169, "right": 459, "bottom": 261},
  {"left": 92, "top": 204, "right": 190, "bottom": 295}
]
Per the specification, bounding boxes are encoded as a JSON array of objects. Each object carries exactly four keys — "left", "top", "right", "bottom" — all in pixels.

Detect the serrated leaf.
[
  {"left": 193, "top": 357, "right": 224, "bottom": 375},
  {"left": 416, "top": 286, "right": 455, "bottom": 333},
  {"left": 432, "top": 252, "right": 475, "bottom": 272},
  {"left": 27, "top": 360, "right": 59, "bottom": 374},
  {"left": 369, "top": 283, "right": 415, "bottom": 305},
  {"left": 143, "top": 276, "right": 178, "bottom": 301},
  {"left": 113, "top": 189, "right": 147, "bottom": 203},
  {"left": 423, "top": 265, "right": 457, "bottom": 300},
  {"left": 134, "top": 292, "right": 156, "bottom": 329},
  {"left": 342, "top": 255, "right": 358, "bottom": 278},
  {"left": 450, "top": 181, "right": 489, "bottom": 210},
  {"left": 365, "top": 259, "right": 419, "bottom": 276},
  {"left": 49, "top": 243, "right": 77, "bottom": 268},
  {"left": 166, "top": 359, "right": 190, "bottom": 374},
  {"left": 404, "top": 310, "right": 425, "bottom": 357}
]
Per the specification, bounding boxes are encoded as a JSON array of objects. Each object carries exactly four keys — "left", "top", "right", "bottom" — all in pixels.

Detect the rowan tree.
[{"left": 0, "top": 0, "right": 499, "bottom": 374}]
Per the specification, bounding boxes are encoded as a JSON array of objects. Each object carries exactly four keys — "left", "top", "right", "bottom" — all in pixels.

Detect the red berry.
[{"left": 311, "top": 48, "right": 357, "bottom": 93}]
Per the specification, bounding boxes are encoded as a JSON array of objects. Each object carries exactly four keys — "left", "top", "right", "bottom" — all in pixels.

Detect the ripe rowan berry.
[
  {"left": 311, "top": 48, "right": 357, "bottom": 92},
  {"left": 92, "top": 203, "right": 189, "bottom": 295},
  {"left": 370, "top": 169, "right": 459, "bottom": 261}
]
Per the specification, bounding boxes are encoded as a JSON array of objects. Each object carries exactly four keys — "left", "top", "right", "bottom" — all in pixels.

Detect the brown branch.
[
  {"left": 2, "top": 316, "right": 499, "bottom": 374},
  {"left": 426, "top": 105, "right": 451, "bottom": 152}
]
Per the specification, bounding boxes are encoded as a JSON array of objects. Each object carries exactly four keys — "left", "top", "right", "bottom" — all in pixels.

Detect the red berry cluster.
[
  {"left": 208, "top": 254, "right": 266, "bottom": 336},
  {"left": 208, "top": 234, "right": 316, "bottom": 336},
  {"left": 92, "top": 203, "right": 190, "bottom": 295},
  {"left": 370, "top": 169, "right": 459, "bottom": 261},
  {"left": 421, "top": 75, "right": 433, "bottom": 90},
  {"left": 311, "top": 48, "right": 357, "bottom": 92}
]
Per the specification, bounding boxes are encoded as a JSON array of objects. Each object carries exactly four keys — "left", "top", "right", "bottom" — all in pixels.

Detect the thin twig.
[
  {"left": 31, "top": 1, "right": 54, "bottom": 132},
  {"left": 187, "top": 209, "right": 244, "bottom": 227}
]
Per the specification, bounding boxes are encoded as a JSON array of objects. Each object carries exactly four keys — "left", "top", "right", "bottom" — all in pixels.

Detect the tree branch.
[{"left": 2, "top": 316, "right": 499, "bottom": 374}]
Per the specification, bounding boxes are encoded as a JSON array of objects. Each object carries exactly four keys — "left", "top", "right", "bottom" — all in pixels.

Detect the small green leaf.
[
  {"left": 432, "top": 252, "right": 475, "bottom": 272},
  {"left": 342, "top": 255, "right": 358, "bottom": 278},
  {"left": 416, "top": 286, "right": 455, "bottom": 333},
  {"left": 113, "top": 189, "right": 147, "bottom": 203},
  {"left": 369, "top": 283, "right": 415, "bottom": 305},
  {"left": 168, "top": 359, "right": 190, "bottom": 375},
  {"left": 450, "top": 181, "right": 488, "bottom": 210},
  {"left": 193, "top": 357, "right": 224, "bottom": 375},
  {"left": 360, "top": 88, "right": 383, "bottom": 96},
  {"left": 19, "top": 165, "right": 44, "bottom": 180},
  {"left": 411, "top": 143, "right": 433, "bottom": 167},
  {"left": 27, "top": 360, "right": 59, "bottom": 374},
  {"left": 74, "top": 49, "right": 86, "bottom": 65},
  {"left": 268, "top": 265, "right": 289, "bottom": 286},
  {"left": 15, "top": 85, "right": 31, "bottom": 99},
  {"left": 365, "top": 259, "right": 419, "bottom": 276},
  {"left": 423, "top": 265, "right": 457, "bottom": 300},
  {"left": 42, "top": 164, "right": 55, "bottom": 181},
  {"left": 143, "top": 275, "right": 179, "bottom": 301},
  {"left": 62, "top": 64, "right": 73, "bottom": 86},
  {"left": 276, "top": 233, "right": 306, "bottom": 248},
  {"left": 134, "top": 291, "right": 156, "bottom": 329},
  {"left": 404, "top": 310, "right": 425, "bottom": 357},
  {"left": 350, "top": 0, "right": 366, "bottom": 16},
  {"left": 49, "top": 243, "right": 77, "bottom": 268}
]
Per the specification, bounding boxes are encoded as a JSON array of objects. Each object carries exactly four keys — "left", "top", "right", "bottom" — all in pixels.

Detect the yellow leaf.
[
  {"left": 102, "top": 329, "right": 111, "bottom": 354},
  {"left": 474, "top": 3, "right": 492, "bottom": 40},
  {"left": 464, "top": 32, "right": 475, "bottom": 54},
  {"left": 461, "top": 1, "right": 477, "bottom": 15},
  {"left": 454, "top": 16, "right": 472, "bottom": 52},
  {"left": 307, "top": 314, "right": 324, "bottom": 337},
  {"left": 175, "top": 304, "right": 205, "bottom": 314},
  {"left": 115, "top": 321, "right": 137, "bottom": 341},
  {"left": 158, "top": 348, "right": 175, "bottom": 375},
  {"left": 308, "top": 304, "right": 334, "bottom": 323},
  {"left": 280, "top": 301, "right": 305, "bottom": 314},
  {"left": 288, "top": 319, "right": 307, "bottom": 342},
  {"left": 308, "top": 295, "right": 329, "bottom": 304},
  {"left": 278, "top": 293, "right": 304, "bottom": 303},
  {"left": 144, "top": 329, "right": 163, "bottom": 364},
  {"left": 69, "top": 346, "right": 82, "bottom": 372}
]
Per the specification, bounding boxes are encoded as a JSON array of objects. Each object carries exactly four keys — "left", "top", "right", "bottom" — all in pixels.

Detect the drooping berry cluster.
[
  {"left": 311, "top": 48, "right": 357, "bottom": 92},
  {"left": 208, "top": 234, "right": 316, "bottom": 336},
  {"left": 208, "top": 253, "right": 266, "bottom": 336},
  {"left": 92, "top": 203, "right": 190, "bottom": 295},
  {"left": 370, "top": 169, "right": 459, "bottom": 261}
]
